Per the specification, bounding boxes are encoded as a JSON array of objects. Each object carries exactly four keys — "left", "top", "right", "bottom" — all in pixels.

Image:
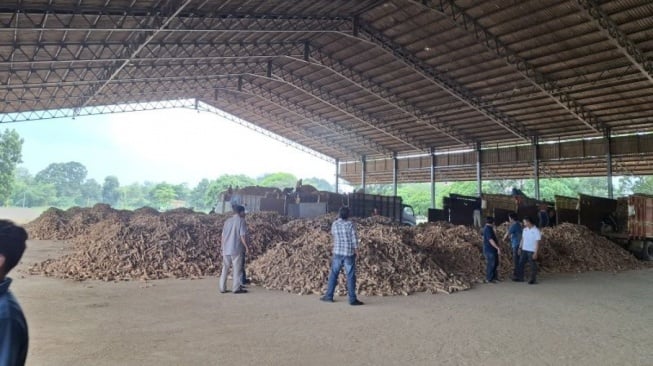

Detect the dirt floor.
[
  {"left": 10, "top": 240, "right": 653, "bottom": 366},
  {"left": 0, "top": 207, "right": 46, "bottom": 224}
]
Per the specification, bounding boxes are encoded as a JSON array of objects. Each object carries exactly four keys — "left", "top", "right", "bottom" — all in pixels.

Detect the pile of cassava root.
[{"left": 26, "top": 205, "right": 641, "bottom": 295}]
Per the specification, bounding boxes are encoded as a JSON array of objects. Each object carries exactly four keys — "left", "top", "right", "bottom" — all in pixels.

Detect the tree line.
[{"left": 1, "top": 128, "right": 651, "bottom": 214}]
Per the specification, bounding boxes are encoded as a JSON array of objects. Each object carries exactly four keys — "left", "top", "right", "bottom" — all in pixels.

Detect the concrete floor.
[{"left": 12, "top": 240, "right": 653, "bottom": 366}]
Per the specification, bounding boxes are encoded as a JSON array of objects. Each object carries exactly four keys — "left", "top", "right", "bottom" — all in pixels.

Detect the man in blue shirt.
[
  {"left": 321, "top": 207, "right": 364, "bottom": 306},
  {"left": 503, "top": 213, "right": 523, "bottom": 280},
  {"left": 0, "top": 220, "right": 29, "bottom": 366},
  {"left": 482, "top": 217, "right": 501, "bottom": 283}
]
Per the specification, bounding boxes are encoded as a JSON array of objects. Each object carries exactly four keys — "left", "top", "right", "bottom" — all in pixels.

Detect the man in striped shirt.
[{"left": 320, "top": 207, "right": 364, "bottom": 306}]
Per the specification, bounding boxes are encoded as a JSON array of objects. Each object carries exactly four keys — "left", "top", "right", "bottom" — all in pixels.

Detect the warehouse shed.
[{"left": 1, "top": 0, "right": 652, "bottom": 199}]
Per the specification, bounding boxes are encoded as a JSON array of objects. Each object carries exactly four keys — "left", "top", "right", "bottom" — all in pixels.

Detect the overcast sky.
[{"left": 6, "top": 107, "right": 337, "bottom": 186}]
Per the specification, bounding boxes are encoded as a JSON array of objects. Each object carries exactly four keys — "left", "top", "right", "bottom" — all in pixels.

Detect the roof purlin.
[{"left": 415, "top": 0, "right": 607, "bottom": 135}]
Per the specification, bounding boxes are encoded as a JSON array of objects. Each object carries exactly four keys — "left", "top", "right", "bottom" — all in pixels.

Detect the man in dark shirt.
[
  {"left": 538, "top": 204, "right": 550, "bottom": 228},
  {"left": 503, "top": 213, "right": 523, "bottom": 280},
  {"left": 0, "top": 220, "right": 29, "bottom": 366},
  {"left": 482, "top": 217, "right": 501, "bottom": 283}
]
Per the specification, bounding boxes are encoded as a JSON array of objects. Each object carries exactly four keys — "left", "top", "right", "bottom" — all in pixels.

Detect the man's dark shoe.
[
  {"left": 320, "top": 296, "right": 334, "bottom": 303},
  {"left": 219, "top": 290, "right": 230, "bottom": 293},
  {"left": 528, "top": 280, "right": 537, "bottom": 285},
  {"left": 350, "top": 300, "right": 364, "bottom": 306},
  {"left": 233, "top": 289, "right": 248, "bottom": 294}
]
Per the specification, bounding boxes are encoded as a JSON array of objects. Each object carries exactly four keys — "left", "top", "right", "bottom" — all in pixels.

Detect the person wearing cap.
[
  {"left": 220, "top": 205, "right": 249, "bottom": 294},
  {"left": 320, "top": 207, "right": 364, "bottom": 306},
  {"left": 0, "top": 220, "right": 29, "bottom": 366},
  {"left": 515, "top": 216, "right": 541, "bottom": 284},
  {"left": 482, "top": 216, "right": 501, "bottom": 283}
]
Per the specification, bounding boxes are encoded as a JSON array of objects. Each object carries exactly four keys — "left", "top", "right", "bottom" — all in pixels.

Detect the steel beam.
[
  {"left": 606, "top": 128, "right": 614, "bottom": 199},
  {"left": 335, "top": 158, "right": 340, "bottom": 194},
  {"left": 0, "top": 98, "right": 197, "bottom": 123},
  {"left": 268, "top": 65, "right": 425, "bottom": 151},
  {"left": 392, "top": 153, "right": 398, "bottom": 196},
  {"left": 0, "top": 5, "right": 355, "bottom": 27},
  {"left": 305, "top": 49, "right": 474, "bottom": 146},
  {"left": 356, "top": 21, "right": 532, "bottom": 141},
  {"left": 430, "top": 147, "right": 436, "bottom": 209},
  {"left": 197, "top": 99, "right": 334, "bottom": 163},
  {"left": 575, "top": 0, "right": 653, "bottom": 86},
  {"left": 416, "top": 0, "right": 605, "bottom": 134},
  {"left": 361, "top": 155, "right": 367, "bottom": 193},
  {"left": 533, "top": 137, "right": 540, "bottom": 200},
  {"left": 74, "top": 0, "right": 194, "bottom": 113},
  {"left": 216, "top": 89, "right": 361, "bottom": 157},
  {"left": 214, "top": 76, "right": 392, "bottom": 156},
  {"left": 476, "top": 142, "right": 482, "bottom": 197},
  {"left": 212, "top": 90, "right": 362, "bottom": 159}
]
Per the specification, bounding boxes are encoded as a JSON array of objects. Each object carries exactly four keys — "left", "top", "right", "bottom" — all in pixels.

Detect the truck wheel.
[{"left": 641, "top": 241, "right": 653, "bottom": 261}]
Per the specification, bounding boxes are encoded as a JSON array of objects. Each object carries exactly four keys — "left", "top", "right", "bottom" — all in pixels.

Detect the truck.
[
  {"left": 214, "top": 186, "right": 285, "bottom": 215},
  {"left": 579, "top": 193, "right": 653, "bottom": 261},
  {"left": 346, "top": 192, "right": 416, "bottom": 226},
  {"left": 214, "top": 185, "right": 416, "bottom": 225}
]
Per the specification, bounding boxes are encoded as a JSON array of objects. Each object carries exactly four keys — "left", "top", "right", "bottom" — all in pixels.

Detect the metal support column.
[
  {"left": 476, "top": 142, "right": 482, "bottom": 197},
  {"left": 334, "top": 158, "right": 339, "bottom": 194},
  {"left": 533, "top": 137, "right": 540, "bottom": 200},
  {"left": 392, "top": 153, "right": 398, "bottom": 196},
  {"left": 361, "top": 155, "right": 367, "bottom": 193},
  {"left": 430, "top": 147, "right": 436, "bottom": 209},
  {"left": 606, "top": 128, "right": 614, "bottom": 199}
]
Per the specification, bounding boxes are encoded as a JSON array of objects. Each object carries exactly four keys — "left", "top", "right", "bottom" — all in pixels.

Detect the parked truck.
[
  {"left": 346, "top": 192, "right": 416, "bottom": 226},
  {"left": 214, "top": 185, "right": 416, "bottom": 225},
  {"left": 579, "top": 193, "right": 653, "bottom": 261}
]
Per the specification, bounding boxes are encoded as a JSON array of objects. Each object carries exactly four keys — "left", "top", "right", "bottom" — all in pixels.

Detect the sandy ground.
[
  {"left": 9, "top": 240, "right": 652, "bottom": 366},
  {"left": 0, "top": 207, "right": 45, "bottom": 224}
]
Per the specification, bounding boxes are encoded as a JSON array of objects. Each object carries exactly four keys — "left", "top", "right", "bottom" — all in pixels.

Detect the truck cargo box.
[
  {"left": 287, "top": 202, "right": 327, "bottom": 219},
  {"left": 347, "top": 193, "right": 403, "bottom": 221},
  {"left": 627, "top": 194, "right": 653, "bottom": 239},
  {"left": 578, "top": 194, "right": 617, "bottom": 232}
]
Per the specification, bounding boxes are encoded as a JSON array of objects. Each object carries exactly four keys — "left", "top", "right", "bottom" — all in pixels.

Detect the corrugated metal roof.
[{"left": 0, "top": 0, "right": 652, "bottom": 182}]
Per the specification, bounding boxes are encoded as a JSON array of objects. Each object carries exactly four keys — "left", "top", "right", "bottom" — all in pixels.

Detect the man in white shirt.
[{"left": 515, "top": 216, "right": 541, "bottom": 284}]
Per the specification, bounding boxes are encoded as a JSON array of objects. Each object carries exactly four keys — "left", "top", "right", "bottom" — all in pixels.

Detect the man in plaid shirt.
[{"left": 320, "top": 207, "right": 364, "bottom": 306}]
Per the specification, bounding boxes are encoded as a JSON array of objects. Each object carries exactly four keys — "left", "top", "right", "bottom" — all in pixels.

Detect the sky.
[{"left": 5, "top": 107, "right": 337, "bottom": 187}]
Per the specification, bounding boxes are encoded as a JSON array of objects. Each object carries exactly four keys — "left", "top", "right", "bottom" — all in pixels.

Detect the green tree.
[
  {"left": 79, "top": 179, "right": 102, "bottom": 206},
  {"left": 213, "top": 174, "right": 256, "bottom": 191},
  {"left": 35, "top": 161, "right": 88, "bottom": 206},
  {"left": 102, "top": 176, "right": 121, "bottom": 206},
  {"left": 151, "top": 183, "right": 177, "bottom": 209},
  {"left": 172, "top": 183, "right": 190, "bottom": 201},
  {"left": 397, "top": 183, "right": 431, "bottom": 215},
  {"left": 302, "top": 177, "right": 334, "bottom": 191},
  {"left": 258, "top": 172, "right": 297, "bottom": 189},
  {"left": 189, "top": 179, "right": 211, "bottom": 211},
  {"left": 0, "top": 129, "right": 24, "bottom": 204},
  {"left": 619, "top": 176, "right": 653, "bottom": 195},
  {"left": 119, "top": 182, "right": 154, "bottom": 209},
  {"left": 10, "top": 167, "right": 56, "bottom": 207}
]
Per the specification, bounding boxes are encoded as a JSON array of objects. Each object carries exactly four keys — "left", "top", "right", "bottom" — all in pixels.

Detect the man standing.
[
  {"left": 503, "top": 213, "right": 523, "bottom": 280},
  {"left": 516, "top": 216, "right": 541, "bottom": 284},
  {"left": 320, "top": 207, "right": 364, "bottom": 306},
  {"left": 0, "top": 220, "right": 29, "bottom": 366},
  {"left": 230, "top": 204, "right": 250, "bottom": 286},
  {"left": 538, "top": 204, "right": 549, "bottom": 228},
  {"left": 220, "top": 205, "right": 249, "bottom": 294},
  {"left": 473, "top": 197, "right": 482, "bottom": 228},
  {"left": 482, "top": 217, "right": 501, "bottom": 283}
]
